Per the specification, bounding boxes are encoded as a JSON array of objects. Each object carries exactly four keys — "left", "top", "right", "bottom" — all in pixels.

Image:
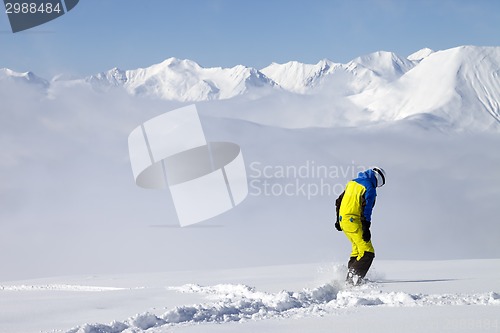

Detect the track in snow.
[{"left": 65, "top": 282, "right": 500, "bottom": 333}]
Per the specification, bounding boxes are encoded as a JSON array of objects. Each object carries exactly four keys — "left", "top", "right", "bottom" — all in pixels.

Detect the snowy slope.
[
  {"left": 349, "top": 46, "right": 500, "bottom": 131},
  {"left": 0, "top": 260, "right": 498, "bottom": 333},
  {"left": 87, "top": 58, "right": 276, "bottom": 101}
]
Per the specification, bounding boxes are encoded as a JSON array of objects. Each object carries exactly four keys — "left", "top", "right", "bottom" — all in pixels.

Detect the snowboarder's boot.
[
  {"left": 346, "top": 268, "right": 363, "bottom": 286},
  {"left": 346, "top": 252, "right": 375, "bottom": 285},
  {"left": 353, "top": 251, "right": 375, "bottom": 279},
  {"left": 347, "top": 256, "right": 357, "bottom": 269}
]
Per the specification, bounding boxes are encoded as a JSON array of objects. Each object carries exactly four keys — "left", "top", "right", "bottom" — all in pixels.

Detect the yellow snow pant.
[{"left": 340, "top": 215, "right": 375, "bottom": 260}]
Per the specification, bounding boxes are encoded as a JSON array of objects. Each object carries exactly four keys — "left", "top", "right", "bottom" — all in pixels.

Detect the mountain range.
[
  {"left": 1, "top": 45, "right": 499, "bottom": 131},
  {"left": 84, "top": 49, "right": 421, "bottom": 99}
]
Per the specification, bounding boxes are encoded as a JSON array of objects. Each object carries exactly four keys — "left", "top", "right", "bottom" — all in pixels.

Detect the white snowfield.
[{"left": 1, "top": 260, "right": 498, "bottom": 333}]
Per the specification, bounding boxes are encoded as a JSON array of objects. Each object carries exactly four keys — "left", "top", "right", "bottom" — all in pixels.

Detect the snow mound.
[
  {"left": 169, "top": 283, "right": 338, "bottom": 312},
  {"left": 66, "top": 283, "right": 500, "bottom": 332}
]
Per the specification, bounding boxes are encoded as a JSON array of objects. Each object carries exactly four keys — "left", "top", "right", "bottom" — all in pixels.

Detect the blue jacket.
[{"left": 353, "top": 169, "right": 378, "bottom": 222}]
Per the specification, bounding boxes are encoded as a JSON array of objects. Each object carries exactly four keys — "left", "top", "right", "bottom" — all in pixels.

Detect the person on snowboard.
[{"left": 335, "top": 167, "right": 386, "bottom": 285}]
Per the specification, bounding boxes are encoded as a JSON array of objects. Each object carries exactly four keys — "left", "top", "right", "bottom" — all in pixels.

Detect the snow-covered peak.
[
  {"left": 87, "top": 67, "right": 127, "bottom": 86},
  {"left": 407, "top": 47, "right": 435, "bottom": 62},
  {"left": 152, "top": 57, "right": 203, "bottom": 72},
  {"left": 348, "top": 51, "right": 415, "bottom": 80},
  {"left": 97, "top": 58, "right": 277, "bottom": 101},
  {"left": 261, "top": 59, "right": 339, "bottom": 93},
  {"left": 0, "top": 68, "right": 49, "bottom": 87},
  {"left": 1, "top": 68, "right": 21, "bottom": 77},
  {"left": 263, "top": 59, "right": 336, "bottom": 75}
]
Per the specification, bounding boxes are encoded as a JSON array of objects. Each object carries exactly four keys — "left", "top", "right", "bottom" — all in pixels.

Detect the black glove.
[
  {"left": 335, "top": 220, "right": 342, "bottom": 231},
  {"left": 362, "top": 221, "right": 371, "bottom": 242}
]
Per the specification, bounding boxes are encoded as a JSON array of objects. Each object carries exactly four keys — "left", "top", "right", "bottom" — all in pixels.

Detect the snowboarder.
[{"left": 335, "top": 167, "right": 386, "bottom": 285}]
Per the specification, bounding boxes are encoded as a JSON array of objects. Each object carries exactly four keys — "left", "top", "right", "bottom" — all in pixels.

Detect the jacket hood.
[{"left": 357, "top": 169, "right": 377, "bottom": 187}]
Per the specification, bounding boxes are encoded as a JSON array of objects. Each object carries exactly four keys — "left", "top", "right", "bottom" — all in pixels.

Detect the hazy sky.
[{"left": 1, "top": 0, "right": 500, "bottom": 78}]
